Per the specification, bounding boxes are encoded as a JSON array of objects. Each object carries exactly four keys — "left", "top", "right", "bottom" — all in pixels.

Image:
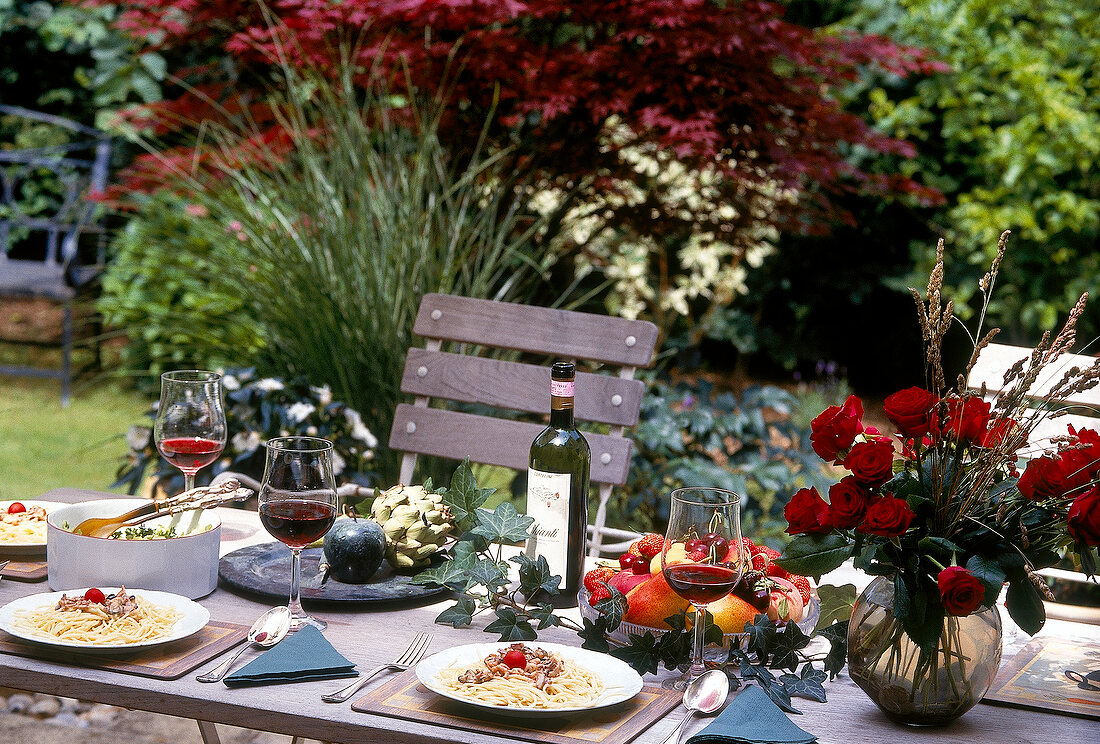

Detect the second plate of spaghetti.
[
  {"left": 0, "top": 588, "right": 209, "bottom": 653},
  {"left": 415, "top": 641, "right": 643, "bottom": 716}
]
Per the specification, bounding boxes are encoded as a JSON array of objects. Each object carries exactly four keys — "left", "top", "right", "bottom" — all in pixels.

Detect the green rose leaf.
[
  {"left": 776, "top": 533, "right": 853, "bottom": 579},
  {"left": 1006, "top": 578, "right": 1046, "bottom": 635},
  {"left": 965, "top": 554, "right": 1007, "bottom": 607},
  {"left": 472, "top": 502, "right": 534, "bottom": 544}
]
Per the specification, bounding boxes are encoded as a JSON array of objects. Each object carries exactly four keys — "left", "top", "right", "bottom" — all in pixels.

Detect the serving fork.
[{"left": 321, "top": 631, "right": 432, "bottom": 703}]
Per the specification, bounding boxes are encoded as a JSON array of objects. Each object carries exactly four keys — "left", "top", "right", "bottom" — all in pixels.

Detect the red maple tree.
[{"left": 87, "top": 0, "right": 945, "bottom": 238}]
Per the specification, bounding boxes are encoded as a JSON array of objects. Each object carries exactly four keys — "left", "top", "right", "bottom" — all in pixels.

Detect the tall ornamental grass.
[{"left": 149, "top": 62, "right": 551, "bottom": 480}]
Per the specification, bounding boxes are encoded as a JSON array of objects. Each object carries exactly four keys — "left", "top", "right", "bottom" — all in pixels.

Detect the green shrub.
[
  {"left": 96, "top": 191, "right": 265, "bottom": 386},
  {"left": 608, "top": 377, "right": 833, "bottom": 545}
]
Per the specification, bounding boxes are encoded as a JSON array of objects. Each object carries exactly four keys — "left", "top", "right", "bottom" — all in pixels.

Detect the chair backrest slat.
[
  {"left": 968, "top": 342, "right": 1100, "bottom": 408},
  {"left": 400, "top": 348, "right": 646, "bottom": 427},
  {"left": 413, "top": 293, "right": 658, "bottom": 368}
]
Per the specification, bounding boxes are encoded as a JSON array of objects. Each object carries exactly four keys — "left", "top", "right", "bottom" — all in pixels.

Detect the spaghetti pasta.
[
  {"left": 438, "top": 644, "right": 604, "bottom": 709},
  {"left": 0, "top": 505, "right": 48, "bottom": 545},
  {"left": 11, "top": 589, "right": 181, "bottom": 645}
]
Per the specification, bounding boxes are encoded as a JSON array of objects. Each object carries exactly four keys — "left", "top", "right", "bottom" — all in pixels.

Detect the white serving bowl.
[{"left": 47, "top": 499, "right": 221, "bottom": 599}]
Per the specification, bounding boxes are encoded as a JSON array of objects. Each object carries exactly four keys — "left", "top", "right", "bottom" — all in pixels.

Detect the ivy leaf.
[
  {"left": 769, "top": 620, "right": 810, "bottom": 671},
  {"left": 815, "top": 583, "right": 857, "bottom": 631},
  {"left": 435, "top": 597, "right": 476, "bottom": 628},
  {"left": 484, "top": 608, "right": 536, "bottom": 642},
  {"left": 579, "top": 617, "right": 611, "bottom": 653},
  {"left": 470, "top": 558, "right": 509, "bottom": 593},
  {"left": 780, "top": 664, "right": 828, "bottom": 702},
  {"left": 743, "top": 613, "right": 778, "bottom": 660},
  {"left": 412, "top": 554, "right": 477, "bottom": 591},
  {"left": 817, "top": 621, "right": 849, "bottom": 680},
  {"left": 594, "top": 585, "right": 628, "bottom": 632},
  {"left": 656, "top": 627, "right": 692, "bottom": 671},
  {"left": 759, "top": 681, "right": 800, "bottom": 715},
  {"left": 472, "top": 502, "right": 534, "bottom": 544},
  {"left": 739, "top": 657, "right": 776, "bottom": 687},
  {"left": 443, "top": 458, "right": 496, "bottom": 533},
  {"left": 528, "top": 603, "right": 561, "bottom": 630},
  {"left": 511, "top": 554, "right": 561, "bottom": 598},
  {"left": 776, "top": 533, "right": 853, "bottom": 579},
  {"left": 610, "top": 632, "right": 663, "bottom": 676}
]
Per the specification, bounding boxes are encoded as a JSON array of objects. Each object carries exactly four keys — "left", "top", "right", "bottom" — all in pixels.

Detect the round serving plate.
[
  {"left": 0, "top": 501, "right": 65, "bottom": 556},
  {"left": 218, "top": 543, "right": 447, "bottom": 604}
]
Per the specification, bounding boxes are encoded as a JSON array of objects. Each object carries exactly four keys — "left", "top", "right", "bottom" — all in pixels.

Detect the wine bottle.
[{"left": 526, "top": 361, "right": 591, "bottom": 608}]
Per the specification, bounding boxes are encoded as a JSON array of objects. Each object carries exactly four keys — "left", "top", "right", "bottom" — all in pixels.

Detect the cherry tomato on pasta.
[
  {"left": 503, "top": 648, "right": 527, "bottom": 669},
  {"left": 84, "top": 588, "right": 106, "bottom": 604},
  {"left": 6, "top": 502, "right": 26, "bottom": 514}
]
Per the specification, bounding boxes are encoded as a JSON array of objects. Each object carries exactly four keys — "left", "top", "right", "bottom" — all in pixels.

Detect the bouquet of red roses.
[{"left": 778, "top": 232, "right": 1100, "bottom": 650}]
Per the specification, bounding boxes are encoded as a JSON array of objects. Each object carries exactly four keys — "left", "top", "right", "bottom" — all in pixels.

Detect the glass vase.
[{"left": 847, "top": 576, "right": 1003, "bottom": 726}]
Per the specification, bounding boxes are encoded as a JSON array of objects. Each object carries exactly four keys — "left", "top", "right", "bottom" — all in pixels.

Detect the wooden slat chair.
[
  {"left": 389, "top": 293, "right": 658, "bottom": 556},
  {"left": 966, "top": 341, "right": 1100, "bottom": 624},
  {"left": 966, "top": 342, "right": 1100, "bottom": 454},
  {"left": 0, "top": 104, "right": 112, "bottom": 406}
]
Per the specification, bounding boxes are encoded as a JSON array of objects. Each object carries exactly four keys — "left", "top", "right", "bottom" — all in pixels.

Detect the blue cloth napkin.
[
  {"left": 224, "top": 624, "right": 357, "bottom": 688},
  {"left": 685, "top": 685, "right": 817, "bottom": 744}
]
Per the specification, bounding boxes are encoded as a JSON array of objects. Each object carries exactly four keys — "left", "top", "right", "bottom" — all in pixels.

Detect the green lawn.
[{"left": 0, "top": 376, "right": 151, "bottom": 501}]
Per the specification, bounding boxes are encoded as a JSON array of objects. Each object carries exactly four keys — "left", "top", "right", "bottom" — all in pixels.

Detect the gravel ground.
[{"left": 1, "top": 690, "right": 319, "bottom": 744}]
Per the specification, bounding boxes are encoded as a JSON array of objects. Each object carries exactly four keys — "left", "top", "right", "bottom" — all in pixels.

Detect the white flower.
[
  {"left": 231, "top": 430, "right": 261, "bottom": 452},
  {"left": 222, "top": 374, "right": 241, "bottom": 391},
  {"left": 126, "top": 425, "right": 151, "bottom": 451},
  {"left": 331, "top": 450, "right": 346, "bottom": 476},
  {"left": 286, "top": 402, "right": 316, "bottom": 424},
  {"left": 344, "top": 409, "right": 378, "bottom": 447},
  {"left": 311, "top": 385, "right": 333, "bottom": 406},
  {"left": 254, "top": 378, "right": 284, "bottom": 392},
  {"left": 306, "top": 426, "right": 318, "bottom": 436}
]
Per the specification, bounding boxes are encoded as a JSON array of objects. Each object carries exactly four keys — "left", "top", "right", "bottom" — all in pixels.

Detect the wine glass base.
[
  {"left": 663, "top": 674, "right": 691, "bottom": 691},
  {"left": 289, "top": 614, "right": 327, "bottom": 632}
]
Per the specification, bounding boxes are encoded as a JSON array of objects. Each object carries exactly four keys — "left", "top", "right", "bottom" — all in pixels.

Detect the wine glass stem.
[
  {"left": 691, "top": 604, "right": 708, "bottom": 680},
  {"left": 183, "top": 473, "right": 195, "bottom": 494},
  {"left": 289, "top": 547, "right": 305, "bottom": 620}
]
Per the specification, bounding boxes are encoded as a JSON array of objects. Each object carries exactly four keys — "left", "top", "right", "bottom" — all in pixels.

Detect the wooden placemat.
[
  {"left": 0, "top": 558, "right": 48, "bottom": 581},
  {"left": 0, "top": 620, "right": 248, "bottom": 679},
  {"left": 352, "top": 670, "right": 681, "bottom": 744}
]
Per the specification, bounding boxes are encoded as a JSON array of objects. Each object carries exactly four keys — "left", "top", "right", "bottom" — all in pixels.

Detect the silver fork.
[{"left": 321, "top": 632, "right": 432, "bottom": 703}]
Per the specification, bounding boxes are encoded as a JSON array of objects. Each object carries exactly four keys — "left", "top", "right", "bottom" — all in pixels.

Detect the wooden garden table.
[{"left": 0, "top": 488, "right": 1094, "bottom": 743}]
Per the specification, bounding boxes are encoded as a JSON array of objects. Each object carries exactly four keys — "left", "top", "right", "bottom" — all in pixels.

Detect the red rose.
[
  {"left": 937, "top": 396, "right": 991, "bottom": 444},
  {"left": 1017, "top": 455, "right": 1070, "bottom": 500},
  {"left": 843, "top": 438, "right": 895, "bottom": 487},
  {"left": 981, "top": 417, "right": 1021, "bottom": 449},
  {"left": 828, "top": 477, "right": 871, "bottom": 529},
  {"left": 1067, "top": 485, "right": 1100, "bottom": 546},
  {"left": 883, "top": 387, "right": 936, "bottom": 437},
  {"left": 937, "top": 566, "right": 986, "bottom": 616},
  {"left": 857, "top": 496, "right": 915, "bottom": 537},
  {"left": 1061, "top": 425, "right": 1100, "bottom": 492},
  {"left": 784, "top": 487, "right": 832, "bottom": 535},
  {"left": 810, "top": 395, "right": 864, "bottom": 463}
]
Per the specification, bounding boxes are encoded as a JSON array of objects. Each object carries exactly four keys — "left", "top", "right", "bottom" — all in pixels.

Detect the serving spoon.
[
  {"left": 72, "top": 480, "right": 249, "bottom": 538},
  {"left": 662, "top": 669, "right": 730, "bottom": 744},
  {"left": 196, "top": 606, "right": 292, "bottom": 683}
]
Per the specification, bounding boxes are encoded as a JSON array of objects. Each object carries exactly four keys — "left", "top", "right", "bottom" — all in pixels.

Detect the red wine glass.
[
  {"left": 258, "top": 436, "right": 338, "bottom": 631},
  {"left": 660, "top": 486, "right": 746, "bottom": 690},
  {"left": 154, "top": 370, "right": 227, "bottom": 495}
]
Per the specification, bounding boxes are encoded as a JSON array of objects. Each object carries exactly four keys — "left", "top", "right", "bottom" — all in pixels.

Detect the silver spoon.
[
  {"left": 663, "top": 669, "right": 730, "bottom": 744},
  {"left": 196, "top": 606, "right": 292, "bottom": 683}
]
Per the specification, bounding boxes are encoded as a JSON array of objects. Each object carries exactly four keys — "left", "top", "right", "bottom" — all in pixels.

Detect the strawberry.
[
  {"left": 789, "top": 574, "right": 813, "bottom": 604},
  {"left": 756, "top": 545, "right": 781, "bottom": 562},
  {"left": 636, "top": 533, "right": 664, "bottom": 560},
  {"left": 584, "top": 566, "right": 617, "bottom": 594},
  {"left": 766, "top": 563, "right": 791, "bottom": 581},
  {"left": 588, "top": 584, "right": 611, "bottom": 606},
  {"left": 739, "top": 537, "right": 757, "bottom": 556},
  {"left": 627, "top": 541, "right": 644, "bottom": 557},
  {"left": 750, "top": 553, "right": 770, "bottom": 573}
]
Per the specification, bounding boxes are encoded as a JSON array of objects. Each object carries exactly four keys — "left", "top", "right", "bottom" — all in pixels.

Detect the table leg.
[{"left": 196, "top": 720, "right": 222, "bottom": 744}]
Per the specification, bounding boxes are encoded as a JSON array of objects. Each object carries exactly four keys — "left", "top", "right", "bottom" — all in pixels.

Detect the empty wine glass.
[
  {"left": 661, "top": 486, "right": 746, "bottom": 690},
  {"left": 154, "top": 370, "right": 227, "bottom": 494},
  {"left": 258, "top": 436, "right": 338, "bottom": 631}
]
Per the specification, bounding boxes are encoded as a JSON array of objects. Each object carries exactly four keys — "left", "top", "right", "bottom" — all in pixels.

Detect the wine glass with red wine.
[
  {"left": 154, "top": 370, "right": 227, "bottom": 495},
  {"left": 660, "top": 486, "right": 746, "bottom": 690},
  {"left": 258, "top": 436, "right": 338, "bottom": 631}
]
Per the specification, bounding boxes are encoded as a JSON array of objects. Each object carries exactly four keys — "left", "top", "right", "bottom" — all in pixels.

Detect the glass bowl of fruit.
[{"left": 580, "top": 534, "right": 818, "bottom": 651}]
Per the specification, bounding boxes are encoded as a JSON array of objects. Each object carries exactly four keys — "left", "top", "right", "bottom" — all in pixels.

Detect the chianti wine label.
[{"left": 525, "top": 468, "right": 572, "bottom": 585}]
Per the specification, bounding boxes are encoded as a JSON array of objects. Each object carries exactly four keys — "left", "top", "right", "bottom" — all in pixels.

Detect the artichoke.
[{"left": 370, "top": 484, "right": 455, "bottom": 569}]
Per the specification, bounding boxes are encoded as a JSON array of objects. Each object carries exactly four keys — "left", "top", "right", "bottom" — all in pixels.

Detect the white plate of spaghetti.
[
  {"left": 0, "top": 587, "right": 209, "bottom": 653},
  {"left": 0, "top": 501, "right": 63, "bottom": 555},
  {"left": 415, "top": 641, "right": 643, "bottom": 716}
]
